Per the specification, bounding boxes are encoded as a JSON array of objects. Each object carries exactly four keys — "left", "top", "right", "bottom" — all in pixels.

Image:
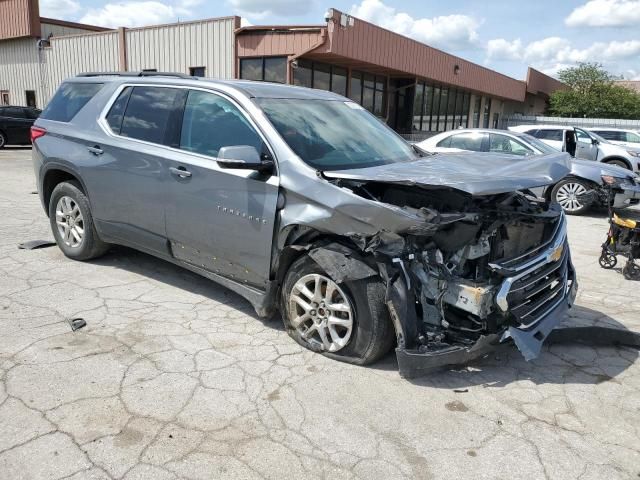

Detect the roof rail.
[{"left": 76, "top": 71, "right": 196, "bottom": 79}]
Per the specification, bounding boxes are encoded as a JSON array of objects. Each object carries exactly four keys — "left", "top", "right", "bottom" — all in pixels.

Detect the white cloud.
[
  {"left": 565, "top": 0, "right": 640, "bottom": 27},
  {"left": 39, "top": 0, "right": 82, "bottom": 18},
  {"left": 486, "top": 37, "right": 640, "bottom": 74},
  {"left": 79, "top": 1, "right": 197, "bottom": 28},
  {"left": 350, "top": 0, "right": 481, "bottom": 51},
  {"left": 227, "top": 0, "right": 315, "bottom": 19}
]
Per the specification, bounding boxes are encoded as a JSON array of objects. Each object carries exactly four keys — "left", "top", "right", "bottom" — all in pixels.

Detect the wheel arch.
[
  {"left": 601, "top": 156, "right": 632, "bottom": 170},
  {"left": 41, "top": 165, "right": 89, "bottom": 217}
]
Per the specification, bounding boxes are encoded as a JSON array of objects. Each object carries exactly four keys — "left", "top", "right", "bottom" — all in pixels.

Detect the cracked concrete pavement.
[{"left": 1, "top": 147, "right": 639, "bottom": 480}]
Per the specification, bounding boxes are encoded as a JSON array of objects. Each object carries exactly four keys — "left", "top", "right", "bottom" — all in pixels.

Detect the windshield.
[
  {"left": 257, "top": 98, "right": 418, "bottom": 170},
  {"left": 520, "top": 134, "right": 560, "bottom": 154}
]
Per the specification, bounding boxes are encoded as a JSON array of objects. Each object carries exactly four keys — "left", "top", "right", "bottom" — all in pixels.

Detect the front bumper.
[
  {"left": 612, "top": 183, "right": 640, "bottom": 209},
  {"left": 394, "top": 214, "right": 578, "bottom": 379}
]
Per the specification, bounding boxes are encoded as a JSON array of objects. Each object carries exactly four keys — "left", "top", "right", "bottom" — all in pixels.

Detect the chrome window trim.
[{"left": 97, "top": 82, "right": 279, "bottom": 176}]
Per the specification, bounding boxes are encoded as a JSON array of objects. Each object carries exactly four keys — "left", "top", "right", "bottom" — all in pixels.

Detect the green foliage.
[{"left": 548, "top": 62, "right": 640, "bottom": 119}]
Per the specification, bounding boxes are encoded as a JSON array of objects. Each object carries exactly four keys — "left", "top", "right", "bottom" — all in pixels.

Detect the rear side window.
[
  {"left": 120, "top": 86, "right": 182, "bottom": 144},
  {"left": 5, "top": 107, "right": 25, "bottom": 118},
  {"left": 40, "top": 82, "right": 103, "bottom": 122},
  {"left": 448, "top": 132, "right": 486, "bottom": 151}
]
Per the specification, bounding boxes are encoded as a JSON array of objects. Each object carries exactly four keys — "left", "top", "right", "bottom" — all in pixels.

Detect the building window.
[
  {"left": 412, "top": 83, "right": 424, "bottom": 131},
  {"left": 483, "top": 98, "right": 492, "bottom": 128},
  {"left": 241, "top": 57, "right": 287, "bottom": 84},
  {"left": 472, "top": 95, "right": 481, "bottom": 128},
  {"left": 0, "top": 91, "right": 8, "bottom": 105},
  {"left": 447, "top": 88, "right": 457, "bottom": 130},
  {"left": 437, "top": 88, "right": 448, "bottom": 131},
  {"left": 351, "top": 70, "right": 386, "bottom": 117},
  {"left": 189, "top": 67, "right": 205, "bottom": 77},
  {"left": 461, "top": 93, "right": 470, "bottom": 128},
  {"left": 142, "top": 68, "right": 157, "bottom": 72},
  {"left": 293, "top": 60, "right": 349, "bottom": 97}
]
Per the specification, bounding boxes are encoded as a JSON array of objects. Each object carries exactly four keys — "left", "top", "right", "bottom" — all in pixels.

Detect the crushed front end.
[{"left": 324, "top": 176, "right": 577, "bottom": 378}]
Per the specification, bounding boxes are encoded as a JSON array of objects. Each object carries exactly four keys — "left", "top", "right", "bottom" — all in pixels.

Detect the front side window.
[
  {"left": 575, "top": 128, "right": 592, "bottom": 143},
  {"left": 120, "top": 86, "right": 182, "bottom": 144},
  {"left": 447, "top": 132, "right": 486, "bottom": 151},
  {"left": 40, "top": 82, "right": 103, "bottom": 122},
  {"left": 489, "top": 134, "right": 532, "bottom": 156},
  {"left": 624, "top": 131, "right": 640, "bottom": 143},
  {"left": 258, "top": 98, "right": 417, "bottom": 170},
  {"left": 180, "top": 90, "right": 262, "bottom": 158}
]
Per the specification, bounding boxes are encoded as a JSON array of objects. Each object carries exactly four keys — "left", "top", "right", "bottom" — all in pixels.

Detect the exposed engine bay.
[{"left": 308, "top": 178, "right": 576, "bottom": 377}]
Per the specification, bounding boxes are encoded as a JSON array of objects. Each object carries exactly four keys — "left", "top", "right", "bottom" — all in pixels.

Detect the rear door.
[
  {"left": 164, "top": 89, "right": 279, "bottom": 288},
  {"left": 88, "top": 85, "right": 186, "bottom": 253}
]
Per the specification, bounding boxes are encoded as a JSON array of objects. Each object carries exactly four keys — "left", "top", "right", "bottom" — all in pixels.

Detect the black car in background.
[{"left": 0, "top": 106, "right": 41, "bottom": 148}]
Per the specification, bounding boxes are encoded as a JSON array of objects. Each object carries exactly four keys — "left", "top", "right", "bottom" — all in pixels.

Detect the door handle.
[
  {"left": 169, "top": 166, "right": 192, "bottom": 178},
  {"left": 87, "top": 145, "right": 103, "bottom": 155}
]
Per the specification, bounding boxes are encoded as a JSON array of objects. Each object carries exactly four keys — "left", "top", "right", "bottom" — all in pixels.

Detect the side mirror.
[
  {"left": 592, "top": 138, "right": 599, "bottom": 145},
  {"left": 217, "top": 145, "right": 273, "bottom": 173}
]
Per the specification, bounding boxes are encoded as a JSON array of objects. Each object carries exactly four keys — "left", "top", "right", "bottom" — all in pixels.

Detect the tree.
[{"left": 548, "top": 62, "right": 640, "bottom": 119}]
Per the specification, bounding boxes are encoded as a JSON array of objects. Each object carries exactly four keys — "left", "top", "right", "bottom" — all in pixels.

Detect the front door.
[
  {"left": 165, "top": 89, "right": 279, "bottom": 289},
  {"left": 575, "top": 128, "right": 598, "bottom": 161}
]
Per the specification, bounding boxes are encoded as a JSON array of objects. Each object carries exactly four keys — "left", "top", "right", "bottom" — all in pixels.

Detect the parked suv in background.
[
  {"left": 417, "top": 128, "right": 640, "bottom": 214},
  {"left": 32, "top": 73, "right": 576, "bottom": 377},
  {"left": 0, "top": 106, "right": 41, "bottom": 148},
  {"left": 587, "top": 128, "right": 640, "bottom": 148},
  {"left": 509, "top": 124, "right": 640, "bottom": 172}
]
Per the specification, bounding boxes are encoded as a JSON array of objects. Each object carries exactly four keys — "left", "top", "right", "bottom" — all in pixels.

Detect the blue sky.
[{"left": 40, "top": 0, "right": 640, "bottom": 80}]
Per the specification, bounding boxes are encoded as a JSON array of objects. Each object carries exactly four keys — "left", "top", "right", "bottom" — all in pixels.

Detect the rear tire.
[
  {"left": 49, "top": 181, "right": 109, "bottom": 261},
  {"left": 0, "top": 131, "right": 6, "bottom": 149},
  {"left": 281, "top": 254, "right": 394, "bottom": 365},
  {"left": 551, "top": 178, "right": 592, "bottom": 215}
]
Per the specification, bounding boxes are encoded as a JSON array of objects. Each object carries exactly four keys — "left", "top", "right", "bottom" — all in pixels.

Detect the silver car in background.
[
  {"left": 509, "top": 124, "right": 640, "bottom": 172},
  {"left": 418, "top": 128, "right": 640, "bottom": 214}
]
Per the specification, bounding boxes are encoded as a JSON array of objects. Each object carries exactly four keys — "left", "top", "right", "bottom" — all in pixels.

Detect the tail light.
[{"left": 30, "top": 126, "right": 47, "bottom": 143}]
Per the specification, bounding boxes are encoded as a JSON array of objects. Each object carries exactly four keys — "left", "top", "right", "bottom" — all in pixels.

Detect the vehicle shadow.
[
  {"left": 388, "top": 305, "right": 639, "bottom": 388},
  {"left": 89, "top": 247, "right": 638, "bottom": 385},
  {"left": 3, "top": 146, "right": 32, "bottom": 150},
  {"left": 90, "top": 245, "right": 285, "bottom": 331}
]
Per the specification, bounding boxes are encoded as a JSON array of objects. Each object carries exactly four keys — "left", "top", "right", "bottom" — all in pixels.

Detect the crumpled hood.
[{"left": 323, "top": 152, "right": 572, "bottom": 196}]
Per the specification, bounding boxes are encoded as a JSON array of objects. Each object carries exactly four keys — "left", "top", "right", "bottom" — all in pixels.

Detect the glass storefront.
[
  {"left": 240, "top": 57, "right": 287, "bottom": 84},
  {"left": 410, "top": 81, "right": 480, "bottom": 134}
]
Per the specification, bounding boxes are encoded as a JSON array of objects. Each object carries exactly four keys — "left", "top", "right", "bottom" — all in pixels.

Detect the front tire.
[
  {"left": 551, "top": 178, "right": 592, "bottom": 215},
  {"left": 281, "top": 255, "right": 394, "bottom": 365},
  {"left": 606, "top": 159, "right": 629, "bottom": 170},
  {"left": 0, "top": 131, "right": 6, "bottom": 149},
  {"left": 49, "top": 181, "right": 109, "bottom": 261}
]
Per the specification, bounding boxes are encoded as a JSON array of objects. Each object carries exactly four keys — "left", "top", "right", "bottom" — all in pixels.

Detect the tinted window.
[
  {"left": 105, "top": 87, "right": 132, "bottom": 134},
  {"left": 489, "top": 134, "right": 532, "bottom": 155},
  {"left": 447, "top": 132, "right": 486, "bottom": 151},
  {"left": 41, "top": 82, "right": 103, "bottom": 122},
  {"left": 180, "top": 90, "right": 262, "bottom": 157},
  {"left": 331, "top": 67, "right": 347, "bottom": 96},
  {"left": 534, "top": 129, "right": 563, "bottom": 141},
  {"left": 293, "top": 59, "right": 312, "bottom": 87},
  {"left": 120, "top": 86, "right": 182, "bottom": 144},
  {"left": 264, "top": 57, "right": 286, "bottom": 83},
  {"left": 240, "top": 58, "right": 263, "bottom": 81}
]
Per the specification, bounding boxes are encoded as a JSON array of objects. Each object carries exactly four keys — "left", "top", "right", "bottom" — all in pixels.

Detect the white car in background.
[
  {"left": 587, "top": 128, "right": 640, "bottom": 148},
  {"left": 417, "top": 128, "right": 640, "bottom": 214},
  {"left": 508, "top": 124, "right": 640, "bottom": 172}
]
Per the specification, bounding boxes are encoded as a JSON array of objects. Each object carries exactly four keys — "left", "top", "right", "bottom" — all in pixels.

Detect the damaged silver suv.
[{"left": 32, "top": 73, "right": 577, "bottom": 377}]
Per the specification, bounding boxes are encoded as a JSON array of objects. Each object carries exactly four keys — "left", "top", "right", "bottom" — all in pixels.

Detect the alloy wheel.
[
  {"left": 555, "top": 182, "right": 587, "bottom": 212},
  {"left": 288, "top": 273, "right": 354, "bottom": 352},
  {"left": 55, "top": 196, "right": 85, "bottom": 248}
]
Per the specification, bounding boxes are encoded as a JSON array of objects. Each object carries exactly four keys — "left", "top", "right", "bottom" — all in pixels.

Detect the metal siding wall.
[
  {"left": 40, "top": 22, "right": 101, "bottom": 38},
  {"left": 44, "top": 31, "right": 119, "bottom": 100},
  {"left": 0, "top": 0, "right": 39, "bottom": 40},
  {"left": 0, "top": 37, "right": 44, "bottom": 106},
  {"left": 125, "top": 18, "right": 234, "bottom": 78},
  {"left": 237, "top": 30, "right": 324, "bottom": 57}
]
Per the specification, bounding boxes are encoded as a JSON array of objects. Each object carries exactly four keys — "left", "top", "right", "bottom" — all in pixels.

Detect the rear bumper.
[{"left": 396, "top": 235, "right": 578, "bottom": 379}]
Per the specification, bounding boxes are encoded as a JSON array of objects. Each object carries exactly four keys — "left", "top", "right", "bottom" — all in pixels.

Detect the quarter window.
[
  {"left": 120, "top": 86, "right": 182, "bottom": 144},
  {"left": 40, "top": 82, "right": 103, "bottom": 122},
  {"left": 105, "top": 87, "right": 132, "bottom": 134},
  {"left": 179, "top": 90, "right": 262, "bottom": 158}
]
